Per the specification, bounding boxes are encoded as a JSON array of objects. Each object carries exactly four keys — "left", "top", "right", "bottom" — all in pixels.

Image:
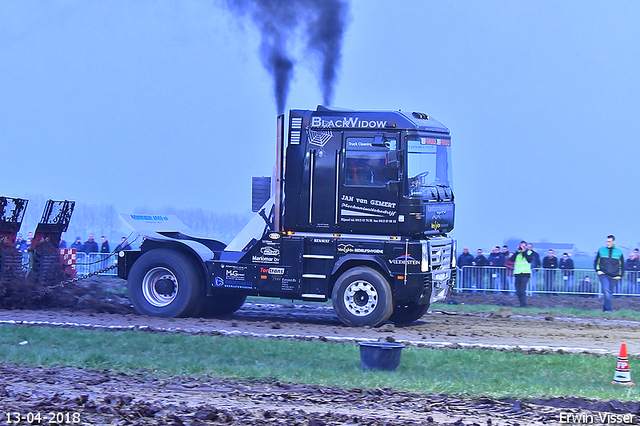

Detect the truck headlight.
[{"left": 421, "top": 240, "right": 429, "bottom": 272}]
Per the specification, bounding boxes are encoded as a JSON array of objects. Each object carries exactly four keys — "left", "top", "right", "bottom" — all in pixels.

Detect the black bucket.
[{"left": 358, "top": 342, "right": 404, "bottom": 371}]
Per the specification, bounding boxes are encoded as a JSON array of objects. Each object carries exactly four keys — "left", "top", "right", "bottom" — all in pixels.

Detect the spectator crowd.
[
  {"left": 15, "top": 233, "right": 133, "bottom": 256},
  {"left": 457, "top": 236, "right": 640, "bottom": 312}
]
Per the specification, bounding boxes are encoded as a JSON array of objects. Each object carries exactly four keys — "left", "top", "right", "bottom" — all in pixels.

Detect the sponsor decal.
[
  {"left": 252, "top": 255, "right": 279, "bottom": 264},
  {"left": 225, "top": 268, "right": 246, "bottom": 281},
  {"left": 214, "top": 277, "right": 224, "bottom": 287},
  {"left": 307, "top": 128, "right": 333, "bottom": 147},
  {"left": 338, "top": 243, "right": 383, "bottom": 255},
  {"left": 419, "top": 137, "right": 450, "bottom": 146},
  {"left": 261, "top": 246, "right": 280, "bottom": 256},
  {"left": 268, "top": 232, "right": 281, "bottom": 240},
  {"left": 337, "top": 243, "right": 354, "bottom": 253},
  {"left": 260, "top": 267, "right": 285, "bottom": 275},
  {"left": 224, "top": 280, "right": 253, "bottom": 289},
  {"left": 355, "top": 247, "right": 384, "bottom": 254},
  {"left": 389, "top": 254, "right": 420, "bottom": 266},
  {"left": 430, "top": 221, "right": 441, "bottom": 230},
  {"left": 131, "top": 215, "right": 169, "bottom": 221},
  {"left": 312, "top": 238, "right": 331, "bottom": 243},
  {"left": 426, "top": 204, "right": 453, "bottom": 213},
  {"left": 339, "top": 195, "right": 397, "bottom": 222},
  {"left": 311, "top": 116, "right": 388, "bottom": 129}
]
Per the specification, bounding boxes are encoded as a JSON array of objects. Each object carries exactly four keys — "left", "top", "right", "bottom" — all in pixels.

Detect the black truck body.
[{"left": 118, "top": 106, "right": 456, "bottom": 326}]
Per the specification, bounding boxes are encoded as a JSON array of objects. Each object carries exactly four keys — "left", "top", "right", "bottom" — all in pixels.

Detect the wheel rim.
[
  {"left": 142, "top": 266, "right": 178, "bottom": 307},
  {"left": 343, "top": 280, "right": 378, "bottom": 317}
]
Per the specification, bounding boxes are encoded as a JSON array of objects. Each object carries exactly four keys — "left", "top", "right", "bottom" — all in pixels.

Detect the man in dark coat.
[
  {"left": 82, "top": 234, "right": 99, "bottom": 254},
  {"left": 457, "top": 247, "right": 475, "bottom": 291},
  {"left": 558, "top": 253, "right": 575, "bottom": 293},
  {"left": 528, "top": 243, "right": 541, "bottom": 294},
  {"left": 472, "top": 249, "right": 489, "bottom": 292},
  {"left": 542, "top": 249, "right": 558, "bottom": 294},
  {"left": 115, "top": 237, "right": 133, "bottom": 252},
  {"left": 70, "top": 236, "right": 83, "bottom": 251},
  {"left": 100, "top": 236, "right": 110, "bottom": 254},
  {"left": 14, "top": 233, "right": 28, "bottom": 252},
  {"left": 624, "top": 252, "right": 640, "bottom": 295},
  {"left": 487, "top": 246, "right": 505, "bottom": 292}
]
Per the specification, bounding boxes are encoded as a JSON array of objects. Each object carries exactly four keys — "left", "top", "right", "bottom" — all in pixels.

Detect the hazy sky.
[{"left": 2, "top": 0, "right": 640, "bottom": 253}]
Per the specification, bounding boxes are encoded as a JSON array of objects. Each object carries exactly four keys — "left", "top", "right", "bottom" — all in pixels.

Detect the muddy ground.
[{"left": 1, "top": 276, "right": 640, "bottom": 425}]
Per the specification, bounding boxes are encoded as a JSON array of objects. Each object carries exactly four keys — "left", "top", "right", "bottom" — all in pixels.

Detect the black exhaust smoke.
[{"left": 226, "top": 0, "right": 349, "bottom": 114}]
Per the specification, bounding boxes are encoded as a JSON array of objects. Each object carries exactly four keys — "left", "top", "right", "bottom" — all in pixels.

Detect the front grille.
[{"left": 429, "top": 237, "right": 453, "bottom": 271}]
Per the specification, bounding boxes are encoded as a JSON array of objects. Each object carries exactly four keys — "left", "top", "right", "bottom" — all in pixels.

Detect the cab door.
[
  {"left": 338, "top": 132, "right": 400, "bottom": 235},
  {"left": 307, "top": 131, "right": 341, "bottom": 230}
]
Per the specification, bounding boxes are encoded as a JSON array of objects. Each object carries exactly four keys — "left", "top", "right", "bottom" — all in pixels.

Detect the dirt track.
[
  {"left": 2, "top": 277, "right": 640, "bottom": 425},
  {"left": 2, "top": 363, "right": 640, "bottom": 426}
]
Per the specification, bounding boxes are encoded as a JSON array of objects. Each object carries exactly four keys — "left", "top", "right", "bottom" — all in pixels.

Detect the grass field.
[{"left": 0, "top": 324, "right": 637, "bottom": 401}]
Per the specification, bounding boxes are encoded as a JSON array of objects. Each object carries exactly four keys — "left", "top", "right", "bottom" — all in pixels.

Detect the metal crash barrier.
[
  {"left": 455, "top": 266, "right": 640, "bottom": 297},
  {"left": 74, "top": 252, "right": 118, "bottom": 277}
]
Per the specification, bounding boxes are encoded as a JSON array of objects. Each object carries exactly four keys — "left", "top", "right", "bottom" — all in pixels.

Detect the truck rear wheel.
[
  {"left": 389, "top": 300, "right": 430, "bottom": 324},
  {"left": 127, "top": 249, "right": 204, "bottom": 318},
  {"left": 200, "top": 292, "right": 247, "bottom": 317},
  {"left": 332, "top": 266, "right": 393, "bottom": 327}
]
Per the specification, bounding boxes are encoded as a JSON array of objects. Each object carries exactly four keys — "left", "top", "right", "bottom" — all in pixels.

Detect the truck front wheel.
[
  {"left": 388, "top": 300, "right": 430, "bottom": 324},
  {"left": 332, "top": 267, "right": 393, "bottom": 327},
  {"left": 128, "top": 249, "right": 204, "bottom": 318}
]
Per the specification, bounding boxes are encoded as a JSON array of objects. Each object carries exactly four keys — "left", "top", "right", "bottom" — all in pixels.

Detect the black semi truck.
[{"left": 118, "top": 106, "right": 456, "bottom": 327}]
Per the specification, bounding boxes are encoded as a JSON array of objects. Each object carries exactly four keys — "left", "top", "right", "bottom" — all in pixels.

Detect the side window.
[
  {"left": 344, "top": 137, "right": 396, "bottom": 186},
  {"left": 345, "top": 151, "right": 386, "bottom": 186}
]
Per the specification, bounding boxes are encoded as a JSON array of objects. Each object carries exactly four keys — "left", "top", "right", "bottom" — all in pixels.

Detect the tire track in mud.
[
  {"left": 2, "top": 288, "right": 640, "bottom": 425},
  {"left": 1, "top": 302, "right": 638, "bottom": 355},
  {"left": 2, "top": 364, "right": 639, "bottom": 426}
]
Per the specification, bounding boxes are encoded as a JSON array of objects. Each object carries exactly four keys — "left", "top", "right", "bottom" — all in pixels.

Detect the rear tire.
[
  {"left": 200, "top": 292, "right": 247, "bottom": 317},
  {"left": 332, "top": 266, "right": 393, "bottom": 327},
  {"left": 389, "top": 300, "right": 430, "bottom": 324},
  {"left": 127, "top": 249, "right": 204, "bottom": 317}
]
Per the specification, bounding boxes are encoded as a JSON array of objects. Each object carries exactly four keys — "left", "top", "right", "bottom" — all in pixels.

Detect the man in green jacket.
[
  {"left": 509, "top": 241, "right": 533, "bottom": 307},
  {"left": 594, "top": 235, "right": 625, "bottom": 312}
]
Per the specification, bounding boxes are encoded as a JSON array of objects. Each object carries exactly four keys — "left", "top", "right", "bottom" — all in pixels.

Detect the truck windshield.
[{"left": 406, "top": 136, "right": 453, "bottom": 197}]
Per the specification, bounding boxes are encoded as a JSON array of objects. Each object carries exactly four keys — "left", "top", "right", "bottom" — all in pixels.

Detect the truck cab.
[
  {"left": 118, "top": 106, "right": 456, "bottom": 327},
  {"left": 282, "top": 107, "right": 454, "bottom": 237}
]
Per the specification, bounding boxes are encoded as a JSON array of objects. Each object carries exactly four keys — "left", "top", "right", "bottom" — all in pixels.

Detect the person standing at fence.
[
  {"left": 457, "top": 247, "right": 474, "bottom": 292},
  {"left": 14, "top": 233, "right": 27, "bottom": 252},
  {"left": 504, "top": 252, "right": 515, "bottom": 294},
  {"left": 115, "top": 237, "right": 133, "bottom": 252},
  {"left": 558, "top": 253, "right": 575, "bottom": 293},
  {"left": 579, "top": 275, "right": 594, "bottom": 297},
  {"left": 542, "top": 249, "right": 558, "bottom": 294},
  {"left": 487, "top": 246, "right": 505, "bottom": 292},
  {"left": 70, "top": 236, "right": 83, "bottom": 251},
  {"left": 594, "top": 235, "right": 625, "bottom": 313},
  {"left": 510, "top": 241, "right": 533, "bottom": 307},
  {"left": 100, "top": 236, "right": 110, "bottom": 253},
  {"left": 624, "top": 252, "right": 640, "bottom": 295},
  {"left": 473, "top": 249, "right": 489, "bottom": 292},
  {"left": 82, "top": 234, "right": 99, "bottom": 254},
  {"left": 502, "top": 245, "right": 510, "bottom": 290},
  {"left": 527, "top": 243, "right": 541, "bottom": 294}
]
